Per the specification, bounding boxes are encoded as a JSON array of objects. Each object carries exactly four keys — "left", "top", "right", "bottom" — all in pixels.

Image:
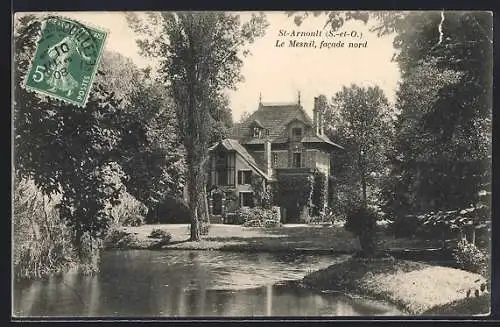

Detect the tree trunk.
[
  {"left": 187, "top": 166, "right": 202, "bottom": 241},
  {"left": 190, "top": 212, "right": 200, "bottom": 241},
  {"left": 358, "top": 149, "right": 367, "bottom": 204},
  {"left": 204, "top": 185, "right": 210, "bottom": 224},
  {"left": 361, "top": 175, "right": 367, "bottom": 204}
]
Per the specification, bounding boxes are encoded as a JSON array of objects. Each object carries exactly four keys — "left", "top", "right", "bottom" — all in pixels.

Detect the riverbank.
[
  {"left": 302, "top": 257, "right": 489, "bottom": 315},
  {"left": 107, "top": 223, "right": 443, "bottom": 254}
]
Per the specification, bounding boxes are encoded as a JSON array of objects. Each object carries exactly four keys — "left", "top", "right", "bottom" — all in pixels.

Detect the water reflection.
[{"left": 13, "top": 250, "right": 402, "bottom": 317}]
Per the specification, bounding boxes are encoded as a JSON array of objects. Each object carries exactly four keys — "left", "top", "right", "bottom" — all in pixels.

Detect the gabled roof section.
[
  {"left": 232, "top": 102, "right": 313, "bottom": 142},
  {"left": 208, "top": 139, "right": 271, "bottom": 180},
  {"left": 249, "top": 119, "right": 264, "bottom": 128},
  {"left": 301, "top": 134, "right": 344, "bottom": 149},
  {"left": 285, "top": 117, "right": 313, "bottom": 127}
]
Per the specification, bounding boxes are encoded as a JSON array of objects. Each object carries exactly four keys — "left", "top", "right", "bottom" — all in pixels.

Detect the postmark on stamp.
[{"left": 24, "top": 16, "right": 107, "bottom": 107}]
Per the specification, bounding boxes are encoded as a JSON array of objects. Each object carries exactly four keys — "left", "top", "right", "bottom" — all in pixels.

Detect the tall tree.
[
  {"left": 238, "top": 111, "right": 251, "bottom": 123},
  {"left": 207, "top": 93, "right": 233, "bottom": 145},
  {"left": 326, "top": 86, "right": 393, "bottom": 205},
  {"left": 128, "top": 12, "right": 268, "bottom": 240},
  {"left": 325, "top": 86, "right": 393, "bottom": 256}
]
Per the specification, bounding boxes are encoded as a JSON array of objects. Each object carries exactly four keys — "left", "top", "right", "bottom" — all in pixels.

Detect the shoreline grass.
[{"left": 302, "top": 257, "right": 489, "bottom": 315}]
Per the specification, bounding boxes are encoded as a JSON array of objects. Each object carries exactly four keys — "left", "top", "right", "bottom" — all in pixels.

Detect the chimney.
[
  {"left": 313, "top": 96, "right": 324, "bottom": 135},
  {"left": 313, "top": 97, "right": 319, "bottom": 135},
  {"left": 264, "top": 140, "right": 272, "bottom": 177}
]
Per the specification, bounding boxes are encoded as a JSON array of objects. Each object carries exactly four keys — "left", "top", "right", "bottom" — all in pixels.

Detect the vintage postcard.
[{"left": 12, "top": 11, "right": 492, "bottom": 318}]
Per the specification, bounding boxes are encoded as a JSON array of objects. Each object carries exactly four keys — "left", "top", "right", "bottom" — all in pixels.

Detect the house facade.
[{"left": 207, "top": 96, "right": 343, "bottom": 223}]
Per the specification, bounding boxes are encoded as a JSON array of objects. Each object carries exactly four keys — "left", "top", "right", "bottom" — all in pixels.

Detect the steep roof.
[
  {"left": 232, "top": 102, "right": 312, "bottom": 141},
  {"left": 209, "top": 139, "right": 271, "bottom": 180},
  {"left": 249, "top": 119, "right": 264, "bottom": 128},
  {"left": 302, "top": 134, "right": 344, "bottom": 149}
]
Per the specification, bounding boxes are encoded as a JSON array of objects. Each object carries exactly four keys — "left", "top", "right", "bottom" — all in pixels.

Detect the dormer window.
[
  {"left": 250, "top": 119, "right": 264, "bottom": 138},
  {"left": 292, "top": 127, "right": 302, "bottom": 141}
]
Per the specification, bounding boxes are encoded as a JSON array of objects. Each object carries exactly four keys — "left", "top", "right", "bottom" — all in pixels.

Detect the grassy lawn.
[
  {"left": 303, "top": 257, "right": 489, "bottom": 315},
  {"left": 119, "top": 223, "right": 443, "bottom": 253},
  {"left": 121, "top": 223, "right": 359, "bottom": 252}
]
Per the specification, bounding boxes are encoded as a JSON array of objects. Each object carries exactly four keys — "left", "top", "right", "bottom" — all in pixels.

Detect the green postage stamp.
[{"left": 24, "top": 16, "right": 107, "bottom": 107}]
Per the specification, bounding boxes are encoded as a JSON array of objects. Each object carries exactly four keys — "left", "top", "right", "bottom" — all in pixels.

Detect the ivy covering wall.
[
  {"left": 251, "top": 172, "right": 273, "bottom": 209},
  {"left": 312, "top": 170, "right": 327, "bottom": 216}
]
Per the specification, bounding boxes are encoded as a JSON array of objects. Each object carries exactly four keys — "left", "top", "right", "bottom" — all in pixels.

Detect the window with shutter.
[{"left": 238, "top": 170, "right": 252, "bottom": 185}]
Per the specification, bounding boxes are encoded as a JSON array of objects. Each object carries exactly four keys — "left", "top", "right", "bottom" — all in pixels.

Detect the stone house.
[{"left": 207, "top": 96, "right": 343, "bottom": 223}]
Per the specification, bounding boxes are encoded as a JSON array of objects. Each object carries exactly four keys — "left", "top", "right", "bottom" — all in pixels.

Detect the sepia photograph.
[{"left": 12, "top": 10, "right": 492, "bottom": 318}]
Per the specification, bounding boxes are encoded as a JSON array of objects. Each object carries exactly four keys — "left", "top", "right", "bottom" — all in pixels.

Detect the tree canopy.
[
  {"left": 127, "top": 12, "right": 268, "bottom": 240},
  {"left": 14, "top": 15, "right": 186, "bottom": 266},
  {"left": 386, "top": 12, "right": 492, "bottom": 216},
  {"left": 325, "top": 86, "right": 393, "bottom": 207}
]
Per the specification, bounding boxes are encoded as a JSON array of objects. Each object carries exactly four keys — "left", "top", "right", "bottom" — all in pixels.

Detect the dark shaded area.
[
  {"left": 387, "top": 248, "right": 454, "bottom": 263},
  {"left": 146, "top": 196, "right": 191, "bottom": 224}
]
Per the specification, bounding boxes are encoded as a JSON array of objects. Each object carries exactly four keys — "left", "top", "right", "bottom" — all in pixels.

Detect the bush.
[
  {"left": 299, "top": 206, "right": 311, "bottom": 223},
  {"left": 149, "top": 228, "right": 173, "bottom": 245},
  {"left": 238, "top": 206, "right": 281, "bottom": 227},
  {"left": 263, "top": 219, "right": 281, "bottom": 227},
  {"left": 389, "top": 214, "right": 420, "bottom": 238},
  {"left": 224, "top": 212, "right": 243, "bottom": 225},
  {"left": 123, "top": 214, "right": 145, "bottom": 227},
  {"left": 105, "top": 227, "right": 139, "bottom": 249},
  {"left": 452, "top": 240, "right": 488, "bottom": 275},
  {"left": 309, "top": 209, "right": 338, "bottom": 225},
  {"left": 344, "top": 203, "right": 379, "bottom": 257},
  {"left": 13, "top": 178, "right": 77, "bottom": 280},
  {"left": 111, "top": 191, "right": 147, "bottom": 227}
]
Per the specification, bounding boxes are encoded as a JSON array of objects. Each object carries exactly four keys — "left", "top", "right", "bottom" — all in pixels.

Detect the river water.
[{"left": 13, "top": 250, "right": 402, "bottom": 317}]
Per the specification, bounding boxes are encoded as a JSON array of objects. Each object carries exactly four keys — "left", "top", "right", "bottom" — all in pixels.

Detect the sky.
[{"left": 16, "top": 11, "right": 401, "bottom": 121}]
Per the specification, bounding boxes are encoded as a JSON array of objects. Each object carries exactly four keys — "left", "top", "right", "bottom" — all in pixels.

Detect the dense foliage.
[
  {"left": 13, "top": 178, "right": 76, "bottom": 280},
  {"left": 322, "top": 86, "right": 392, "bottom": 254},
  {"left": 275, "top": 174, "right": 314, "bottom": 207},
  {"left": 146, "top": 196, "right": 191, "bottom": 224},
  {"left": 344, "top": 203, "right": 379, "bottom": 257},
  {"left": 128, "top": 12, "right": 268, "bottom": 240},
  {"left": 325, "top": 86, "right": 393, "bottom": 208},
  {"left": 149, "top": 228, "right": 173, "bottom": 245},
  {"left": 293, "top": 12, "right": 491, "bottom": 260},
  {"left": 15, "top": 16, "right": 125, "bottom": 266},
  {"left": 250, "top": 173, "right": 273, "bottom": 209},
  {"left": 452, "top": 240, "right": 488, "bottom": 276},
  {"left": 383, "top": 12, "right": 492, "bottom": 220},
  {"left": 238, "top": 206, "right": 281, "bottom": 227},
  {"left": 14, "top": 15, "right": 186, "bottom": 276},
  {"left": 312, "top": 170, "right": 327, "bottom": 216},
  {"left": 110, "top": 191, "right": 148, "bottom": 227}
]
